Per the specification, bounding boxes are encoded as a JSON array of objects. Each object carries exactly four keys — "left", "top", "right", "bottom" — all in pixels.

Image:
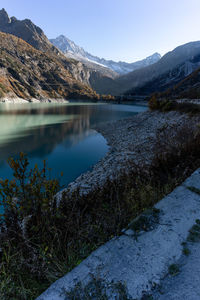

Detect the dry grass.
[{"left": 1, "top": 116, "right": 200, "bottom": 299}]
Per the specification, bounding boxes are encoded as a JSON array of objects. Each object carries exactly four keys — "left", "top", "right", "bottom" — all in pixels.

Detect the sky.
[{"left": 1, "top": 0, "right": 200, "bottom": 62}]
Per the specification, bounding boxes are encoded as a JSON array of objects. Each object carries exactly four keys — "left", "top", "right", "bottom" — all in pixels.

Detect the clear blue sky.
[{"left": 1, "top": 0, "right": 200, "bottom": 62}]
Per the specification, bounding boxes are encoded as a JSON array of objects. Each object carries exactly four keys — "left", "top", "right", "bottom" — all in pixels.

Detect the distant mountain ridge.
[
  {"left": 99, "top": 41, "right": 200, "bottom": 96},
  {"left": 50, "top": 35, "right": 161, "bottom": 75},
  {"left": 157, "top": 65, "right": 200, "bottom": 100},
  {"left": 1, "top": 8, "right": 200, "bottom": 99},
  {"left": 126, "top": 55, "right": 200, "bottom": 97}
]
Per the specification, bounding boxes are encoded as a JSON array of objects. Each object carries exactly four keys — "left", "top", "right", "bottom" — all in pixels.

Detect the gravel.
[{"left": 60, "top": 110, "right": 199, "bottom": 196}]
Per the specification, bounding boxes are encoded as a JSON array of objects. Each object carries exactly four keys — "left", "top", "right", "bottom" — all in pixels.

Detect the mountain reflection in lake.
[{"left": 0, "top": 102, "right": 147, "bottom": 186}]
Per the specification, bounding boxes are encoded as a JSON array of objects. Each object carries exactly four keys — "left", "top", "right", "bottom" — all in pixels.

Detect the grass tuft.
[
  {"left": 187, "top": 223, "right": 200, "bottom": 243},
  {"left": 64, "top": 277, "right": 132, "bottom": 300},
  {"left": 168, "top": 264, "right": 180, "bottom": 276}
]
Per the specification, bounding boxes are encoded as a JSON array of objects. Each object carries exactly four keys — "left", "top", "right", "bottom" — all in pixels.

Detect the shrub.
[
  {"left": 168, "top": 264, "right": 180, "bottom": 276},
  {"left": 149, "top": 96, "right": 200, "bottom": 114},
  {"left": 0, "top": 154, "right": 172, "bottom": 299},
  {"left": 148, "top": 95, "right": 159, "bottom": 110},
  {"left": 151, "top": 121, "right": 200, "bottom": 183},
  {"left": 1, "top": 153, "right": 59, "bottom": 226},
  {"left": 1, "top": 118, "right": 200, "bottom": 299}
]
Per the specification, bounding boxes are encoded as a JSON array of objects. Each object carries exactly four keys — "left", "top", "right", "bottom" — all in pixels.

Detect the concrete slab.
[
  {"left": 152, "top": 237, "right": 200, "bottom": 299},
  {"left": 36, "top": 169, "right": 200, "bottom": 300}
]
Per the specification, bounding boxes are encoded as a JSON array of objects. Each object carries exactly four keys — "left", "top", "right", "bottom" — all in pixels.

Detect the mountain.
[
  {"left": 0, "top": 8, "right": 117, "bottom": 99},
  {"left": 126, "top": 54, "right": 200, "bottom": 97},
  {"left": 50, "top": 35, "right": 86, "bottom": 57},
  {"left": 50, "top": 36, "right": 200, "bottom": 97},
  {"left": 0, "top": 8, "right": 59, "bottom": 53},
  {"left": 0, "top": 32, "right": 98, "bottom": 100},
  {"left": 112, "top": 41, "right": 200, "bottom": 96},
  {"left": 157, "top": 66, "right": 200, "bottom": 100},
  {"left": 0, "top": 9, "right": 121, "bottom": 95},
  {"left": 50, "top": 35, "right": 161, "bottom": 75}
]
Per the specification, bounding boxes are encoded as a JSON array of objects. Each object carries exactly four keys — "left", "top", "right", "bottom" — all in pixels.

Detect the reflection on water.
[{"left": 0, "top": 102, "right": 147, "bottom": 186}]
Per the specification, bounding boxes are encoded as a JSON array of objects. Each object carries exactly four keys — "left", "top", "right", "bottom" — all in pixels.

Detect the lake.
[{"left": 0, "top": 102, "right": 147, "bottom": 188}]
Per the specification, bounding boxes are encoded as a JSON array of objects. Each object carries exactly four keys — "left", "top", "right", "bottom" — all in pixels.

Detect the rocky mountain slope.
[
  {"left": 127, "top": 53, "right": 200, "bottom": 97},
  {"left": 0, "top": 32, "right": 98, "bottom": 100},
  {"left": 157, "top": 65, "right": 200, "bottom": 100},
  {"left": 0, "top": 8, "right": 59, "bottom": 54},
  {"left": 3, "top": 8, "right": 200, "bottom": 99},
  {"left": 50, "top": 35, "right": 161, "bottom": 75},
  {"left": 0, "top": 8, "right": 118, "bottom": 97},
  {"left": 104, "top": 41, "right": 200, "bottom": 96},
  {"left": 49, "top": 35, "right": 118, "bottom": 86}
]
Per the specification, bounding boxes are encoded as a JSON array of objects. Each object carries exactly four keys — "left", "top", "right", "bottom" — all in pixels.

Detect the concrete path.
[
  {"left": 37, "top": 169, "right": 200, "bottom": 300},
  {"left": 152, "top": 242, "right": 200, "bottom": 300}
]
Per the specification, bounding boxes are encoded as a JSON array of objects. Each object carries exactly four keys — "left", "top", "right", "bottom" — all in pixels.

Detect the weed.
[
  {"left": 128, "top": 208, "right": 160, "bottom": 233},
  {"left": 187, "top": 223, "right": 200, "bottom": 243},
  {"left": 141, "top": 293, "right": 154, "bottom": 300},
  {"left": 187, "top": 186, "right": 200, "bottom": 196},
  {"left": 181, "top": 241, "right": 187, "bottom": 246},
  {"left": 168, "top": 264, "right": 180, "bottom": 276},
  {"left": 64, "top": 277, "right": 132, "bottom": 300},
  {"left": 64, "top": 279, "right": 108, "bottom": 300},
  {"left": 182, "top": 247, "right": 190, "bottom": 256}
]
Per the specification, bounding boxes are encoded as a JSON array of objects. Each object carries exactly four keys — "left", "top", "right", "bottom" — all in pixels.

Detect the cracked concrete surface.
[
  {"left": 152, "top": 242, "right": 200, "bottom": 300},
  {"left": 37, "top": 169, "right": 200, "bottom": 300}
]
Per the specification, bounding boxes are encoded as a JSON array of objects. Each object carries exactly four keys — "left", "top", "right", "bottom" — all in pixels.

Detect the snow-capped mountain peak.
[{"left": 50, "top": 35, "right": 161, "bottom": 75}]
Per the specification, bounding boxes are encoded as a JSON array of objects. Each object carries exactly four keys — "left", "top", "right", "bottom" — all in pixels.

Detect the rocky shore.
[
  {"left": 0, "top": 97, "right": 68, "bottom": 103},
  {"left": 61, "top": 110, "right": 199, "bottom": 196}
]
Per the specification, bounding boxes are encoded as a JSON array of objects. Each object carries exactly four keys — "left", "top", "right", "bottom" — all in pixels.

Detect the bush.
[
  {"left": 1, "top": 153, "right": 59, "bottom": 226},
  {"left": 149, "top": 95, "right": 200, "bottom": 114},
  {"left": 148, "top": 95, "right": 159, "bottom": 110},
  {"left": 1, "top": 119, "right": 200, "bottom": 299},
  {"left": 0, "top": 154, "right": 172, "bottom": 299}
]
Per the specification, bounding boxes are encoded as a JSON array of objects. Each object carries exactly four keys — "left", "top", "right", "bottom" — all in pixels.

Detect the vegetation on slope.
[
  {"left": 0, "top": 8, "right": 120, "bottom": 97},
  {"left": 148, "top": 95, "right": 200, "bottom": 114},
  {"left": 100, "top": 41, "right": 200, "bottom": 96},
  {"left": 156, "top": 67, "right": 200, "bottom": 100},
  {"left": 1, "top": 116, "right": 200, "bottom": 299},
  {"left": 0, "top": 32, "right": 99, "bottom": 100}
]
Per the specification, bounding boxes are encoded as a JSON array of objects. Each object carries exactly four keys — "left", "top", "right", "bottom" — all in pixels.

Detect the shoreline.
[
  {"left": 60, "top": 110, "right": 200, "bottom": 197},
  {"left": 0, "top": 97, "right": 69, "bottom": 104},
  {"left": 2, "top": 107, "right": 200, "bottom": 299},
  {"left": 37, "top": 110, "right": 200, "bottom": 300},
  {"left": 0, "top": 97, "right": 148, "bottom": 106}
]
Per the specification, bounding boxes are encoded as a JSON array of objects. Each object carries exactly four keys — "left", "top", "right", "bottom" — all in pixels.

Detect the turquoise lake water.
[{"left": 0, "top": 102, "right": 147, "bottom": 192}]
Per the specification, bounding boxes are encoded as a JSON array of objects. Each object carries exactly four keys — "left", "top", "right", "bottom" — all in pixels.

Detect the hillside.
[
  {"left": 157, "top": 66, "right": 200, "bottom": 100},
  {"left": 126, "top": 54, "right": 200, "bottom": 97},
  {"left": 0, "top": 8, "right": 60, "bottom": 54},
  {"left": 0, "top": 9, "right": 120, "bottom": 95},
  {"left": 100, "top": 41, "right": 200, "bottom": 96},
  {"left": 0, "top": 32, "right": 98, "bottom": 100}
]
